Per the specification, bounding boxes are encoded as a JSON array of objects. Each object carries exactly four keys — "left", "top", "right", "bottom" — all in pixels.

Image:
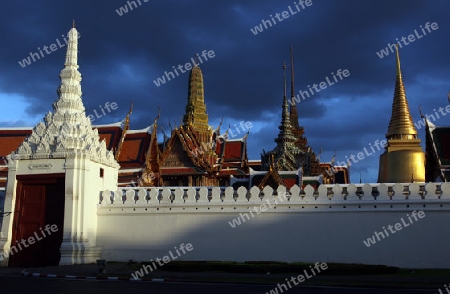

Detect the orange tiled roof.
[
  {"left": 97, "top": 126, "right": 123, "bottom": 151},
  {"left": 117, "top": 131, "right": 151, "bottom": 168},
  {"left": 160, "top": 167, "right": 203, "bottom": 175},
  {"left": 0, "top": 129, "right": 32, "bottom": 157}
]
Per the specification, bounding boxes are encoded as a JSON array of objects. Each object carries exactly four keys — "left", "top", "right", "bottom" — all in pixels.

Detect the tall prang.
[
  {"left": 159, "top": 64, "right": 229, "bottom": 186},
  {"left": 377, "top": 45, "right": 425, "bottom": 183},
  {"left": 261, "top": 63, "right": 303, "bottom": 171},
  {"left": 261, "top": 48, "right": 321, "bottom": 174},
  {"left": 183, "top": 64, "right": 212, "bottom": 144}
]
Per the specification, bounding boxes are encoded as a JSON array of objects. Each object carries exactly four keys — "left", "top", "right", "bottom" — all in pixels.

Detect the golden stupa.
[{"left": 377, "top": 45, "right": 425, "bottom": 183}]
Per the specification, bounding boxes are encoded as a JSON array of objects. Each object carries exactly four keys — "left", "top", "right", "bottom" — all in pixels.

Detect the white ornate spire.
[
  {"left": 13, "top": 25, "right": 119, "bottom": 168},
  {"left": 54, "top": 26, "right": 85, "bottom": 114}
]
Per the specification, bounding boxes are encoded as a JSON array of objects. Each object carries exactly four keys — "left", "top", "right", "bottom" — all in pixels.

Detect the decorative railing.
[{"left": 98, "top": 183, "right": 450, "bottom": 210}]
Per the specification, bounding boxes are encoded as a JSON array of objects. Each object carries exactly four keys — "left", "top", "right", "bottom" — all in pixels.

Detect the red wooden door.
[
  {"left": 10, "top": 184, "right": 46, "bottom": 266},
  {"left": 9, "top": 174, "right": 65, "bottom": 267}
]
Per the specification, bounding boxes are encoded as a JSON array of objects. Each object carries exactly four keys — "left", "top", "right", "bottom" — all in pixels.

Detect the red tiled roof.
[
  {"left": 0, "top": 130, "right": 32, "bottom": 157},
  {"left": 214, "top": 138, "right": 248, "bottom": 175},
  {"left": 117, "top": 132, "right": 151, "bottom": 168},
  {"left": 97, "top": 126, "right": 123, "bottom": 151},
  {"left": 0, "top": 122, "right": 251, "bottom": 185},
  {"left": 223, "top": 141, "right": 245, "bottom": 162},
  {"left": 160, "top": 167, "right": 203, "bottom": 175}
]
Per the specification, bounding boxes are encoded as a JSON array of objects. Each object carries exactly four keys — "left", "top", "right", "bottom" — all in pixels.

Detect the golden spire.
[
  {"left": 270, "top": 154, "right": 275, "bottom": 171},
  {"left": 183, "top": 65, "right": 209, "bottom": 130},
  {"left": 115, "top": 101, "right": 133, "bottom": 161},
  {"left": 377, "top": 45, "right": 425, "bottom": 183},
  {"left": 140, "top": 107, "right": 161, "bottom": 187},
  {"left": 395, "top": 44, "right": 401, "bottom": 77},
  {"left": 145, "top": 107, "right": 160, "bottom": 168},
  {"left": 182, "top": 63, "right": 212, "bottom": 145},
  {"left": 386, "top": 45, "right": 417, "bottom": 139}
]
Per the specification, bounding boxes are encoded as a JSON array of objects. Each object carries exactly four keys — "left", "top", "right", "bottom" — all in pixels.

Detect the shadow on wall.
[{"left": 95, "top": 183, "right": 450, "bottom": 268}]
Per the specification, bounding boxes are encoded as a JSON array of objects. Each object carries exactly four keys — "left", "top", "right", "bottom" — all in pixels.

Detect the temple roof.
[
  {"left": 319, "top": 162, "right": 350, "bottom": 184},
  {"left": 0, "top": 125, "right": 150, "bottom": 166},
  {"left": 257, "top": 168, "right": 286, "bottom": 189},
  {"left": 218, "top": 139, "right": 246, "bottom": 162},
  {"left": 117, "top": 128, "right": 152, "bottom": 168},
  {"left": 425, "top": 119, "right": 450, "bottom": 181},
  {"left": 127, "top": 125, "right": 153, "bottom": 134},
  {"left": 97, "top": 125, "right": 123, "bottom": 151},
  {"left": 215, "top": 135, "right": 248, "bottom": 173},
  {"left": 0, "top": 129, "right": 32, "bottom": 157},
  {"left": 262, "top": 67, "right": 302, "bottom": 171},
  {"left": 160, "top": 167, "right": 204, "bottom": 175},
  {"left": 160, "top": 125, "right": 214, "bottom": 172},
  {"left": 93, "top": 120, "right": 124, "bottom": 128}
]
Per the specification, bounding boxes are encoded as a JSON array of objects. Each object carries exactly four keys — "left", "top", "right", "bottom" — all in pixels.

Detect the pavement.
[{"left": 0, "top": 263, "right": 446, "bottom": 289}]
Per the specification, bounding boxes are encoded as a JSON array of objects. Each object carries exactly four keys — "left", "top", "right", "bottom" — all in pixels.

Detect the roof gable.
[{"left": 161, "top": 130, "right": 199, "bottom": 168}]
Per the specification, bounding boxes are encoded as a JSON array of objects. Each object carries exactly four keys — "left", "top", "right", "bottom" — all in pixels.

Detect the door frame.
[{"left": 9, "top": 173, "right": 65, "bottom": 266}]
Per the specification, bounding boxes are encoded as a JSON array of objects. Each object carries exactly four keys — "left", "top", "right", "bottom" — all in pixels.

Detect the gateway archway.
[{"left": 9, "top": 174, "right": 65, "bottom": 267}]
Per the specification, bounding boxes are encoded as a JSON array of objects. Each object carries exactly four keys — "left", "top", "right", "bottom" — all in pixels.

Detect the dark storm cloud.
[{"left": 0, "top": 0, "right": 449, "bottom": 182}]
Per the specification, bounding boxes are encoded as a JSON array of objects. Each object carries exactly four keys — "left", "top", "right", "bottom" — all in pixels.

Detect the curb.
[
  {"left": 17, "top": 270, "right": 441, "bottom": 290},
  {"left": 20, "top": 270, "right": 165, "bottom": 282}
]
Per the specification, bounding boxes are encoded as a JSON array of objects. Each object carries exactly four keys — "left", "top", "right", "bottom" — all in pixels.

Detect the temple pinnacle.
[{"left": 386, "top": 44, "right": 417, "bottom": 138}]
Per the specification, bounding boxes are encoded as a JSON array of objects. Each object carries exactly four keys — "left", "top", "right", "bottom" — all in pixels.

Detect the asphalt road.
[{"left": 0, "top": 276, "right": 438, "bottom": 294}]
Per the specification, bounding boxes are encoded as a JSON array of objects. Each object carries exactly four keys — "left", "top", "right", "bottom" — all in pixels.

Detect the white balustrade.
[{"left": 97, "top": 183, "right": 450, "bottom": 213}]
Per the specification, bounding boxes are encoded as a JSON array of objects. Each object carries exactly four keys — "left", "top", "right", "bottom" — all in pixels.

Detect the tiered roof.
[{"left": 425, "top": 119, "right": 450, "bottom": 182}]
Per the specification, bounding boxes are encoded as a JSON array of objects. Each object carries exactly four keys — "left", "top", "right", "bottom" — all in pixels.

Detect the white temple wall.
[
  {"left": 59, "top": 156, "right": 118, "bottom": 265},
  {"left": 77, "top": 159, "right": 118, "bottom": 245},
  {"left": 96, "top": 183, "right": 450, "bottom": 268}
]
